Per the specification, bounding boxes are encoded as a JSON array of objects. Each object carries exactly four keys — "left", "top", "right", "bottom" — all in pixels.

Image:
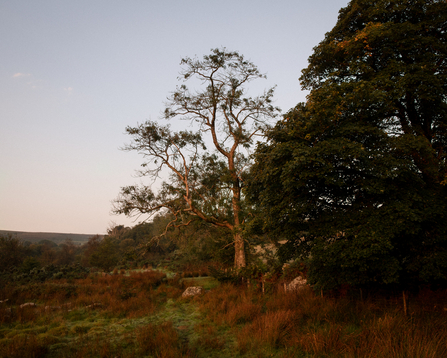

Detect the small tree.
[
  {"left": 89, "top": 237, "right": 119, "bottom": 272},
  {"left": 0, "top": 234, "right": 28, "bottom": 271},
  {"left": 113, "top": 48, "right": 280, "bottom": 268},
  {"left": 57, "top": 239, "right": 77, "bottom": 266},
  {"left": 81, "top": 235, "right": 102, "bottom": 267}
]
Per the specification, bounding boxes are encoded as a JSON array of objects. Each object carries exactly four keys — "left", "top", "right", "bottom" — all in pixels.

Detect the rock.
[
  {"left": 20, "top": 302, "right": 37, "bottom": 308},
  {"left": 285, "top": 276, "right": 308, "bottom": 292},
  {"left": 86, "top": 303, "right": 102, "bottom": 309},
  {"left": 182, "top": 286, "right": 203, "bottom": 298}
]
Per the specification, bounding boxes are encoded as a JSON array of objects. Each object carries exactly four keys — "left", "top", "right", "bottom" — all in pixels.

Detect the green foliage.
[
  {"left": 0, "top": 263, "right": 89, "bottom": 285},
  {"left": 0, "top": 234, "right": 29, "bottom": 272},
  {"left": 171, "top": 219, "right": 236, "bottom": 266},
  {"left": 56, "top": 239, "right": 77, "bottom": 266},
  {"left": 19, "top": 257, "right": 41, "bottom": 274},
  {"left": 208, "top": 260, "right": 282, "bottom": 289},
  {"left": 248, "top": 0, "right": 447, "bottom": 291},
  {"left": 88, "top": 237, "right": 120, "bottom": 272},
  {"left": 208, "top": 266, "right": 242, "bottom": 284}
]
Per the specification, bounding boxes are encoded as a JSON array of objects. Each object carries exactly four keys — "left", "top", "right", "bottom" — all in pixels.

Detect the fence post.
[{"left": 403, "top": 291, "right": 407, "bottom": 316}]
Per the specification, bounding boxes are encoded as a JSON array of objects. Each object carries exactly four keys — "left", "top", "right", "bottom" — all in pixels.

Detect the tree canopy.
[
  {"left": 113, "top": 48, "right": 280, "bottom": 268},
  {"left": 247, "top": 0, "right": 447, "bottom": 291}
]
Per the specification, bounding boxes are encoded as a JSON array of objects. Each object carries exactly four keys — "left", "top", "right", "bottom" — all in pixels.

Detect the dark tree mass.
[{"left": 247, "top": 0, "right": 447, "bottom": 290}]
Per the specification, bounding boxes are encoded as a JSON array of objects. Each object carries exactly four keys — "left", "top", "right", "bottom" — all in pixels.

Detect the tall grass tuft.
[
  {"left": 136, "top": 321, "right": 195, "bottom": 357},
  {"left": 237, "top": 309, "right": 297, "bottom": 354},
  {"left": 198, "top": 283, "right": 262, "bottom": 326}
]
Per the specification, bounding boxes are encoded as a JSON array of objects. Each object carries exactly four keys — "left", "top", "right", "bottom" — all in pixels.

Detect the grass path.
[{"left": 155, "top": 296, "right": 239, "bottom": 357}]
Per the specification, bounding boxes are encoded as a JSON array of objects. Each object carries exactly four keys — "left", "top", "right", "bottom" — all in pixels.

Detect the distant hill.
[{"left": 0, "top": 230, "right": 98, "bottom": 245}]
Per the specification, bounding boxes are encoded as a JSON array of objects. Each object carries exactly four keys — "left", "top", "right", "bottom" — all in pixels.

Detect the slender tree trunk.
[
  {"left": 234, "top": 231, "right": 246, "bottom": 268},
  {"left": 232, "top": 195, "right": 246, "bottom": 268},
  {"left": 231, "top": 168, "right": 246, "bottom": 268}
]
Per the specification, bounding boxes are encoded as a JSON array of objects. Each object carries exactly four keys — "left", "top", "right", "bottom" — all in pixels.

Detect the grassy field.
[{"left": 1, "top": 269, "right": 446, "bottom": 357}]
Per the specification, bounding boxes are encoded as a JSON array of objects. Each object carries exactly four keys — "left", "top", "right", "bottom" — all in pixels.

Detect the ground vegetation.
[{"left": 0, "top": 266, "right": 446, "bottom": 358}]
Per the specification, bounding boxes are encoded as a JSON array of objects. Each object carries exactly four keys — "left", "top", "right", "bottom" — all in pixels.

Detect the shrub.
[{"left": 0, "top": 334, "right": 48, "bottom": 358}]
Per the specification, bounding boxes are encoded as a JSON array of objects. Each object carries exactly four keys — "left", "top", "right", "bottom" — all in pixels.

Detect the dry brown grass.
[
  {"left": 237, "top": 309, "right": 297, "bottom": 354},
  {"left": 0, "top": 269, "right": 192, "bottom": 358},
  {"left": 0, "top": 269, "right": 167, "bottom": 326},
  {"left": 197, "top": 283, "right": 262, "bottom": 326},
  {"left": 156, "top": 283, "right": 183, "bottom": 299},
  {"left": 136, "top": 321, "right": 196, "bottom": 357},
  {"left": 179, "top": 262, "right": 213, "bottom": 278},
  {"left": 0, "top": 333, "right": 48, "bottom": 358},
  {"left": 196, "top": 283, "right": 447, "bottom": 358},
  {"left": 2, "top": 269, "right": 447, "bottom": 358}
]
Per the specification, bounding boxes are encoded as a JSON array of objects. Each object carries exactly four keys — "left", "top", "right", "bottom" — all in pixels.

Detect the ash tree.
[
  {"left": 113, "top": 48, "right": 280, "bottom": 268},
  {"left": 247, "top": 0, "right": 447, "bottom": 290}
]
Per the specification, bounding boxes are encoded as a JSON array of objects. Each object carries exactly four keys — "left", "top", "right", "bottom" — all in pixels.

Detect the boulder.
[
  {"left": 182, "top": 286, "right": 203, "bottom": 298},
  {"left": 285, "top": 276, "right": 308, "bottom": 292}
]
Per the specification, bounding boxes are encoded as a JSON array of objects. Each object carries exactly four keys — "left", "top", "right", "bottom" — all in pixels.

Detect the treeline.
[
  {"left": 0, "top": 213, "right": 243, "bottom": 280},
  {"left": 0, "top": 230, "right": 92, "bottom": 245}
]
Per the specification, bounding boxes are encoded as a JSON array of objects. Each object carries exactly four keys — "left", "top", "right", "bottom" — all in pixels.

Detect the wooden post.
[{"left": 403, "top": 291, "right": 407, "bottom": 316}]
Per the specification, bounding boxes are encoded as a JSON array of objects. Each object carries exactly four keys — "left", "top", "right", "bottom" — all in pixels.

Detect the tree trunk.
[
  {"left": 234, "top": 231, "right": 246, "bottom": 268},
  {"left": 231, "top": 172, "right": 246, "bottom": 268}
]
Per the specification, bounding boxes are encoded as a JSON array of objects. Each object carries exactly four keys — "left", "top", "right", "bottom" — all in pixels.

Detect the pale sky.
[{"left": 0, "top": 0, "right": 349, "bottom": 234}]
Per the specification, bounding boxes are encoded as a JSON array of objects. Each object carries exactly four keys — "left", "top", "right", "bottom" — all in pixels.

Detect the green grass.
[{"left": 180, "top": 276, "right": 219, "bottom": 290}]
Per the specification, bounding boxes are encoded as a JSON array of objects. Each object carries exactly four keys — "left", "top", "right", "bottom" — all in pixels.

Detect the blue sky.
[{"left": 0, "top": 0, "right": 349, "bottom": 234}]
